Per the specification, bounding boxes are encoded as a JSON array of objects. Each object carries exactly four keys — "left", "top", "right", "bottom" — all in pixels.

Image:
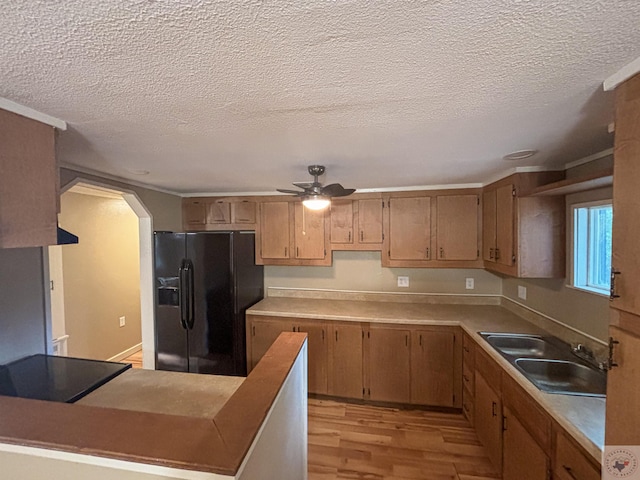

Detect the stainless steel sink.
[
  {"left": 484, "top": 334, "right": 553, "bottom": 358},
  {"left": 514, "top": 358, "right": 606, "bottom": 397},
  {"left": 479, "top": 332, "right": 607, "bottom": 397}
]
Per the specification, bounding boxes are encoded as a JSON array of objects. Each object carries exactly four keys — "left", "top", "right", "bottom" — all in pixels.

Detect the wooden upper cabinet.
[
  {"left": 0, "top": 109, "right": 60, "bottom": 248},
  {"left": 207, "top": 201, "right": 231, "bottom": 224},
  {"left": 435, "top": 195, "right": 479, "bottom": 261},
  {"left": 183, "top": 199, "right": 208, "bottom": 227},
  {"left": 294, "top": 203, "right": 327, "bottom": 260},
  {"left": 482, "top": 173, "right": 565, "bottom": 278},
  {"left": 330, "top": 200, "right": 353, "bottom": 244},
  {"left": 330, "top": 196, "right": 383, "bottom": 250},
  {"left": 387, "top": 196, "right": 431, "bottom": 261},
  {"left": 611, "top": 73, "right": 640, "bottom": 316},
  {"left": 358, "top": 199, "right": 383, "bottom": 244},
  {"left": 231, "top": 201, "right": 256, "bottom": 224},
  {"left": 258, "top": 202, "right": 291, "bottom": 260}
]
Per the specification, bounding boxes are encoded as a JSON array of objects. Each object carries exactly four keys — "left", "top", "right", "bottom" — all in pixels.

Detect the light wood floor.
[
  {"left": 308, "top": 398, "right": 500, "bottom": 480},
  {"left": 122, "top": 350, "right": 143, "bottom": 369}
]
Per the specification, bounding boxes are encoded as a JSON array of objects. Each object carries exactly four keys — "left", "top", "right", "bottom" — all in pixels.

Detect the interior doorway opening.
[{"left": 48, "top": 181, "right": 155, "bottom": 369}]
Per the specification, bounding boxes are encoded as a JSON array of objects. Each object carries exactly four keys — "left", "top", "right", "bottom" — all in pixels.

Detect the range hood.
[{"left": 57, "top": 225, "right": 78, "bottom": 245}]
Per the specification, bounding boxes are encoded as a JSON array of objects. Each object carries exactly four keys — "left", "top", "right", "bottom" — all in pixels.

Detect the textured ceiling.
[{"left": 2, "top": 1, "right": 639, "bottom": 194}]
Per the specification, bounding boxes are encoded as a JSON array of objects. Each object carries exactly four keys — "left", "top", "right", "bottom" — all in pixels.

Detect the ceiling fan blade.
[
  {"left": 277, "top": 189, "right": 305, "bottom": 195},
  {"left": 292, "top": 182, "right": 313, "bottom": 189},
  {"left": 322, "top": 183, "right": 356, "bottom": 197}
]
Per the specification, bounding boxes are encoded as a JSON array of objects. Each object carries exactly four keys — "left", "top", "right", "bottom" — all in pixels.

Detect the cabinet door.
[
  {"left": 367, "top": 327, "right": 411, "bottom": 403},
  {"left": 294, "top": 203, "right": 326, "bottom": 259},
  {"left": 611, "top": 74, "right": 640, "bottom": 316},
  {"left": 436, "top": 195, "right": 479, "bottom": 261},
  {"left": 330, "top": 200, "right": 353, "bottom": 244},
  {"left": 183, "top": 199, "right": 207, "bottom": 227},
  {"left": 296, "top": 320, "right": 329, "bottom": 395},
  {"left": 411, "top": 329, "right": 456, "bottom": 407},
  {"left": 207, "top": 201, "right": 231, "bottom": 224},
  {"left": 555, "top": 430, "right": 600, "bottom": 480},
  {"left": 482, "top": 190, "right": 497, "bottom": 262},
  {"left": 328, "top": 323, "right": 363, "bottom": 399},
  {"left": 388, "top": 196, "right": 431, "bottom": 260},
  {"left": 248, "top": 318, "right": 294, "bottom": 370},
  {"left": 503, "top": 406, "right": 549, "bottom": 480},
  {"left": 605, "top": 325, "right": 640, "bottom": 445},
  {"left": 358, "top": 199, "right": 383, "bottom": 244},
  {"left": 495, "top": 184, "right": 514, "bottom": 266},
  {"left": 259, "top": 202, "right": 291, "bottom": 259},
  {"left": 231, "top": 201, "right": 256, "bottom": 224},
  {"left": 475, "top": 371, "right": 502, "bottom": 473}
]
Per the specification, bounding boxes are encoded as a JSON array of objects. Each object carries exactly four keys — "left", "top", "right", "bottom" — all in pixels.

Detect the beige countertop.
[
  {"left": 78, "top": 369, "right": 244, "bottom": 418},
  {"left": 247, "top": 296, "right": 605, "bottom": 462}
]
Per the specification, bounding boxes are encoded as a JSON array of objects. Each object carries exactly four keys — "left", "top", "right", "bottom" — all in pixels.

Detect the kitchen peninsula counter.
[{"left": 247, "top": 293, "right": 606, "bottom": 463}]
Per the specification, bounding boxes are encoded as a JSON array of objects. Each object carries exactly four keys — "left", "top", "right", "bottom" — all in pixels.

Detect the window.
[{"left": 572, "top": 201, "right": 613, "bottom": 295}]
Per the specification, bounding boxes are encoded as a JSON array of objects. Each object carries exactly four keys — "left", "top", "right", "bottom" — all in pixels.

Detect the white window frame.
[{"left": 569, "top": 199, "right": 613, "bottom": 297}]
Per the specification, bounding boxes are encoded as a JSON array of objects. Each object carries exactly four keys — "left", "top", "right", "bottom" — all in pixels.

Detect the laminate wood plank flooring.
[
  {"left": 121, "top": 350, "right": 143, "bottom": 369},
  {"left": 308, "top": 398, "right": 500, "bottom": 480}
]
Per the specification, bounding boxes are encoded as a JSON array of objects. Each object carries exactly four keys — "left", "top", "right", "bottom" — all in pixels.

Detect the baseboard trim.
[{"left": 107, "top": 343, "right": 142, "bottom": 362}]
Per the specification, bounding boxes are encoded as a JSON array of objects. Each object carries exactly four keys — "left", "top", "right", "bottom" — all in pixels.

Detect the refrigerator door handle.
[
  {"left": 186, "top": 259, "right": 196, "bottom": 330},
  {"left": 178, "top": 260, "right": 188, "bottom": 330}
]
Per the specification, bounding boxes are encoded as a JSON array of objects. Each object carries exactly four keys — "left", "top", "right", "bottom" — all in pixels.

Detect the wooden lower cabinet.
[
  {"left": 503, "top": 406, "right": 549, "bottom": 480},
  {"left": 247, "top": 317, "right": 294, "bottom": 370},
  {"left": 475, "top": 371, "right": 502, "bottom": 473},
  {"left": 328, "top": 323, "right": 364, "bottom": 399},
  {"left": 295, "top": 320, "right": 329, "bottom": 395},
  {"left": 411, "top": 328, "right": 459, "bottom": 407},
  {"left": 367, "top": 326, "right": 411, "bottom": 403},
  {"left": 554, "top": 430, "right": 600, "bottom": 480}
]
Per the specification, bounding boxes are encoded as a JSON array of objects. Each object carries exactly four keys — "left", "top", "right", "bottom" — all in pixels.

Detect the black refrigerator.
[{"left": 154, "top": 231, "right": 263, "bottom": 376}]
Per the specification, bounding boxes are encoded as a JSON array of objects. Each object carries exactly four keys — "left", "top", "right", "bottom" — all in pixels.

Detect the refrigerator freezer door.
[
  {"left": 154, "top": 232, "right": 189, "bottom": 372},
  {"left": 186, "top": 233, "right": 235, "bottom": 375}
]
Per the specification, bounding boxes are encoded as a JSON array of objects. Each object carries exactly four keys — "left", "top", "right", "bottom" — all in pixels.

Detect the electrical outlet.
[
  {"left": 518, "top": 286, "right": 527, "bottom": 300},
  {"left": 397, "top": 276, "right": 409, "bottom": 288},
  {"left": 465, "top": 278, "right": 475, "bottom": 290},
  {"left": 119, "top": 316, "right": 126, "bottom": 327}
]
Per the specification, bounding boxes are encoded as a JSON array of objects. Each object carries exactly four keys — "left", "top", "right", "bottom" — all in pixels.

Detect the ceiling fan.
[{"left": 277, "top": 165, "right": 356, "bottom": 210}]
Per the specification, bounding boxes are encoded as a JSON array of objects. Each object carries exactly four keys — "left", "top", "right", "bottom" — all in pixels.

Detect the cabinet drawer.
[
  {"left": 463, "top": 332, "right": 475, "bottom": 369},
  {"left": 554, "top": 431, "right": 600, "bottom": 480},
  {"left": 462, "top": 385, "right": 474, "bottom": 426},
  {"left": 462, "top": 361, "right": 475, "bottom": 393}
]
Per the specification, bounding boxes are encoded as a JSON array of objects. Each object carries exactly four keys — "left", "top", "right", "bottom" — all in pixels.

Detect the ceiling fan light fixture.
[{"left": 302, "top": 195, "right": 331, "bottom": 210}]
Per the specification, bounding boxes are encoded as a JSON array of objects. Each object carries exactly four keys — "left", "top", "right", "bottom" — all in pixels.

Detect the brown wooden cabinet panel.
[
  {"left": 248, "top": 317, "right": 294, "bottom": 370},
  {"left": 328, "top": 323, "right": 364, "bottom": 399},
  {"left": 611, "top": 73, "right": 640, "bottom": 316},
  {"left": 259, "top": 202, "right": 291, "bottom": 260},
  {"left": 207, "top": 201, "right": 231, "bottom": 224},
  {"left": 495, "top": 184, "right": 515, "bottom": 266},
  {"left": 330, "top": 200, "right": 353, "bottom": 244},
  {"left": 0, "top": 109, "right": 58, "bottom": 248},
  {"left": 482, "top": 190, "right": 497, "bottom": 262},
  {"left": 410, "top": 329, "right": 456, "bottom": 407},
  {"left": 388, "top": 196, "right": 431, "bottom": 260},
  {"left": 436, "top": 195, "right": 479, "bottom": 261},
  {"left": 296, "top": 320, "right": 329, "bottom": 395},
  {"left": 367, "top": 326, "right": 411, "bottom": 403},
  {"left": 554, "top": 430, "right": 600, "bottom": 480},
  {"left": 183, "top": 199, "right": 208, "bottom": 227},
  {"left": 503, "top": 406, "right": 549, "bottom": 480},
  {"left": 475, "top": 371, "right": 502, "bottom": 473},
  {"left": 358, "top": 199, "right": 383, "bottom": 244},
  {"left": 231, "top": 201, "right": 256, "bottom": 224},
  {"left": 294, "top": 203, "right": 326, "bottom": 260}
]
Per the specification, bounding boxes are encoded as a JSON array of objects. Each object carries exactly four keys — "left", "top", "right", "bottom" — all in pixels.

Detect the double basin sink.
[{"left": 480, "top": 333, "right": 606, "bottom": 397}]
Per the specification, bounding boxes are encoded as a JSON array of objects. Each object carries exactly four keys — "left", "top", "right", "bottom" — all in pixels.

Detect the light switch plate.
[
  {"left": 397, "top": 276, "right": 409, "bottom": 288},
  {"left": 465, "top": 278, "right": 475, "bottom": 290},
  {"left": 119, "top": 316, "right": 126, "bottom": 327},
  {"left": 518, "top": 285, "right": 527, "bottom": 300}
]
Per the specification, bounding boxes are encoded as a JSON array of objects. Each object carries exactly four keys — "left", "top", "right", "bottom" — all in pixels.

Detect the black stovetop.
[{"left": 0, "top": 354, "right": 131, "bottom": 403}]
